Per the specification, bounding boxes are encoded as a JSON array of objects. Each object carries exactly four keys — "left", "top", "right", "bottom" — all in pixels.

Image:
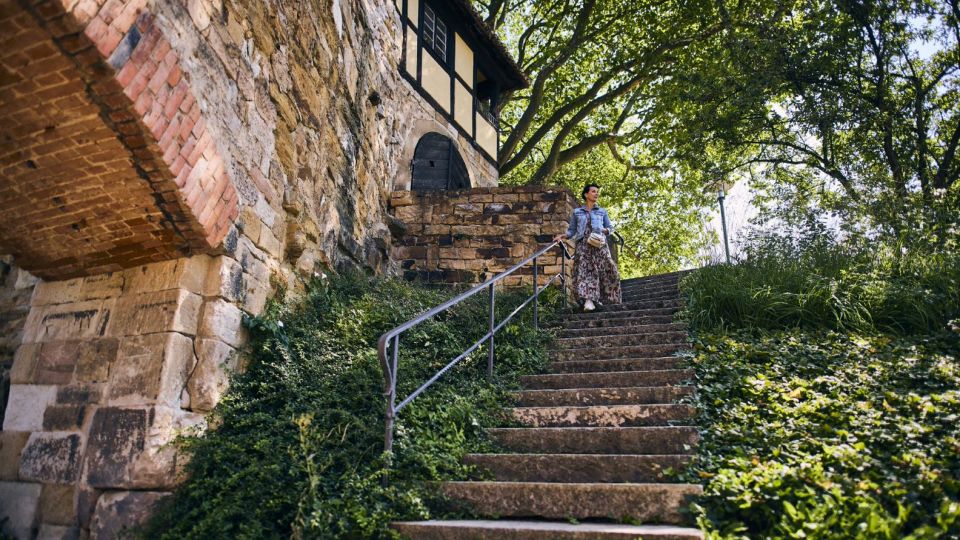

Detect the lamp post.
[{"left": 717, "top": 187, "right": 731, "bottom": 264}]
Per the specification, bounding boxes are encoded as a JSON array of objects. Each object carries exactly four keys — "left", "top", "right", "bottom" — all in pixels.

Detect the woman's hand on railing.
[{"left": 553, "top": 233, "right": 567, "bottom": 243}]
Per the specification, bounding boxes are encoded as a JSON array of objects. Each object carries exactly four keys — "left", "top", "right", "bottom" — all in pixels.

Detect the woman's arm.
[{"left": 602, "top": 210, "right": 613, "bottom": 234}]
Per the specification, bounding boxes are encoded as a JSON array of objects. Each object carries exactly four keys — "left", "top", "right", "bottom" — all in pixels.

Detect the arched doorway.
[{"left": 410, "top": 133, "right": 471, "bottom": 191}]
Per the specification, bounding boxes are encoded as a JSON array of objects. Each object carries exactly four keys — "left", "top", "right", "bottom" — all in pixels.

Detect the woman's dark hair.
[{"left": 581, "top": 183, "right": 600, "bottom": 200}]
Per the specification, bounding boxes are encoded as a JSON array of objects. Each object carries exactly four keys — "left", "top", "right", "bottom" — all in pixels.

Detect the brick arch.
[{"left": 0, "top": 0, "right": 238, "bottom": 280}]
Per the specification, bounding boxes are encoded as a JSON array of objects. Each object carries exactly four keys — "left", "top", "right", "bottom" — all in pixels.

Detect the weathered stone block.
[
  {"left": 390, "top": 190, "right": 416, "bottom": 207},
  {"left": 203, "top": 256, "right": 244, "bottom": 301},
  {"left": 106, "top": 289, "right": 202, "bottom": 337},
  {"left": 10, "top": 343, "right": 41, "bottom": 384},
  {"left": 0, "top": 432, "right": 31, "bottom": 481},
  {"left": 22, "top": 299, "right": 115, "bottom": 343},
  {"left": 123, "top": 256, "right": 210, "bottom": 295},
  {"left": 56, "top": 384, "right": 102, "bottom": 406},
  {"left": 108, "top": 333, "right": 194, "bottom": 407},
  {"left": 31, "top": 341, "right": 83, "bottom": 385},
  {"left": 31, "top": 273, "right": 124, "bottom": 307},
  {"left": 36, "top": 524, "right": 81, "bottom": 540},
  {"left": 43, "top": 405, "right": 87, "bottom": 431},
  {"left": 198, "top": 299, "right": 246, "bottom": 348},
  {"left": 38, "top": 484, "right": 78, "bottom": 526},
  {"left": 0, "top": 481, "right": 42, "bottom": 540},
  {"left": 186, "top": 339, "right": 236, "bottom": 412},
  {"left": 74, "top": 339, "right": 119, "bottom": 383},
  {"left": 84, "top": 407, "right": 147, "bottom": 488},
  {"left": 90, "top": 490, "right": 168, "bottom": 540},
  {"left": 2, "top": 385, "right": 57, "bottom": 431},
  {"left": 241, "top": 276, "right": 270, "bottom": 315},
  {"left": 19, "top": 433, "right": 83, "bottom": 484}
]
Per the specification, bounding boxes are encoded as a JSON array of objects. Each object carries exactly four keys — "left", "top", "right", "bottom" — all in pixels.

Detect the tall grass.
[{"left": 682, "top": 234, "right": 960, "bottom": 334}]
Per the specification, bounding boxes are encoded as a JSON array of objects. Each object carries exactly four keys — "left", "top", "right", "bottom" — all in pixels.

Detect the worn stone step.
[
  {"left": 554, "top": 313, "right": 678, "bottom": 330},
  {"left": 588, "top": 298, "right": 681, "bottom": 312},
  {"left": 441, "top": 481, "right": 702, "bottom": 523},
  {"left": 488, "top": 426, "right": 699, "bottom": 454},
  {"left": 463, "top": 453, "right": 692, "bottom": 483},
  {"left": 392, "top": 520, "right": 704, "bottom": 540},
  {"left": 621, "top": 288, "right": 680, "bottom": 300},
  {"left": 622, "top": 280, "right": 680, "bottom": 290},
  {"left": 621, "top": 270, "right": 690, "bottom": 285},
  {"left": 522, "top": 369, "right": 693, "bottom": 390},
  {"left": 548, "top": 357, "right": 684, "bottom": 373},
  {"left": 559, "top": 322, "right": 686, "bottom": 338},
  {"left": 558, "top": 306, "right": 680, "bottom": 323},
  {"left": 553, "top": 331, "right": 689, "bottom": 350},
  {"left": 512, "top": 386, "right": 694, "bottom": 407},
  {"left": 550, "top": 343, "right": 687, "bottom": 361},
  {"left": 508, "top": 404, "right": 696, "bottom": 428}
]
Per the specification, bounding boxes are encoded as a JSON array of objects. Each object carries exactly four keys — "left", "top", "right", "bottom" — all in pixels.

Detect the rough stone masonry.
[{"left": 0, "top": 0, "right": 509, "bottom": 537}]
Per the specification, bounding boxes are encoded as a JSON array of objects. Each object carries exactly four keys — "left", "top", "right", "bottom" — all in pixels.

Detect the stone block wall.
[
  {"left": 0, "top": 252, "right": 267, "bottom": 538},
  {"left": 390, "top": 187, "right": 577, "bottom": 288}
]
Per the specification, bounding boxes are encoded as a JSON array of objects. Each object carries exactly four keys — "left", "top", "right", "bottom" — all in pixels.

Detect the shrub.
[
  {"left": 143, "top": 273, "right": 558, "bottom": 539},
  {"left": 685, "top": 330, "right": 960, "bottom": 539},
  {"left": 681, "top": 234, "right": 960, "bottom": 335}
]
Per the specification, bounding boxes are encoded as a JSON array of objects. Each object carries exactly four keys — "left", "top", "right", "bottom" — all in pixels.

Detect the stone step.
[
  {"left": 555, "top": 313, "right": 678, "bottom": 330},
  {"left": 441, "top": 482, "right": 702, "bottom": 523},
  {"left": 508, "top": 404, "right": 696, "bottom": 428},
  {"left": 548, "top": 357, "right": 684, "bottom": 373},
  {"left": 512, "top": 386, "right": 694, "bottom": 407},
  {"left": 392, "top": 520, "right": 704, "bottom": 540},
  {"left": 553, "top": 331, "right": 689, "bottom": 350},
  {"left": 558, "top": 322, "right": 687, "bottom": 338},
  {"left": 620, "top": 293, "right": 680, "bottom": 304},
  {"left": 463, "top": 453, "right": 692, "bottom": 483},
  {"left": 522, "top": 369, "right": 693, "bottom": 390},
  {"left": 550, "top": 343, "right": 687, "bottom": 361},
  {"left": 621, "top": 287, "right": 680, "bottom": 300},
  {"left": 621, "top": 270, "right": 691, "bottom": 285},
  {"left": 558, "top": 306, "right": 680, "bottom": 323},
  {"left": 584, "top": 298, "right": 681, "bottom": 312},
  {"left": 488, "top": 426, "right": 699, "bottom": 454}
]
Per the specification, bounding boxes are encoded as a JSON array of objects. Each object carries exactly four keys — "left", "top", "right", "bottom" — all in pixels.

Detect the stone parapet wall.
[{"left": 390, "top": 187, "right": 576, "bottom": 287}]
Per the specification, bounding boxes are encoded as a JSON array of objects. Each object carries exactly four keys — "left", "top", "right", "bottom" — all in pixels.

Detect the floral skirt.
[{"left": 573, "top": 235, "right": 622, "bottom": 304}]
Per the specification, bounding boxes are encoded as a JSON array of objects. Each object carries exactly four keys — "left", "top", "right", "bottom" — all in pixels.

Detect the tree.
[
  {"left": 472, "top": 0, "right": 729, "bottom": 273},
  {"left": 475, "top": 0, "right": 722, "bottom": 185},
  {"left": 659, "top": 0, "right": 960, "bottom": 239}
]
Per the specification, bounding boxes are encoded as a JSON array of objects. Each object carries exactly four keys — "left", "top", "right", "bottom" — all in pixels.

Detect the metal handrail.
[{"left": 376, "top": 240, "right": 573, "bottom": 462}]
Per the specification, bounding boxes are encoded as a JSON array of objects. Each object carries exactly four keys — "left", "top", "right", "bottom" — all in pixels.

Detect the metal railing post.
[
  {"left": 560, "top": 246, "right": 568, "bottom": 310},
  {"left": 532, "top": 257, "right": 539, "bottom": 329},
  {"left": 487, "top": 283, "right": 495, "bottom": 379}
]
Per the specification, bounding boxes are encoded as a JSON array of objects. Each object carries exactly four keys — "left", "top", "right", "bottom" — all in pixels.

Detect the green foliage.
[
  {"left": 659, "top": 0, "right": 960, "bottom": 237},
  {"left": 681, "top": 233, "right": 960, "bottom": 335},
  {"left": 143, "top": 273, "right": 557, "bottom": 539},
  {"left": 686, "top": 330, "right": 960, "bottom": 539}
]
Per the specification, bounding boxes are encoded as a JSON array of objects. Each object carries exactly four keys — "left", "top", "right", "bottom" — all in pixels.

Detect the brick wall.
[{"left": 390, "top": 186, "right": 577, "bottom": 287}]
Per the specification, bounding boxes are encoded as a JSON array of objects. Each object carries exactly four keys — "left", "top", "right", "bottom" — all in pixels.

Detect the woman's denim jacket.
[{"left": 566, "top": 205, "right": 613, "bottom": 241}]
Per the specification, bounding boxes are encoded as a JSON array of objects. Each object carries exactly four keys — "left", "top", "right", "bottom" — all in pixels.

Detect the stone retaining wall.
[
  {"left": 390, "top": 187, "right": 577, "bottom": 288},
  {"left": 0, "top": 253, "right": 267, "bottom": 539}
]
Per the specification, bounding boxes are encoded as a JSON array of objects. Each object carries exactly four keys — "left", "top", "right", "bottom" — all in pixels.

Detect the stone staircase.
[{"left": 394, "top": 271, "right": 703, "bottom": 539}]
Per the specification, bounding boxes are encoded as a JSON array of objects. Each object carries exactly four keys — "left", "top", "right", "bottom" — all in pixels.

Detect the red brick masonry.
[{"left": 0, "top": 0, "right": 238, "bottom": 280}]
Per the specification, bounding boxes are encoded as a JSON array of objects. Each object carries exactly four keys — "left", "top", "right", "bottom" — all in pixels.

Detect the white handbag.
[{"left": 586, "top": 231, "right": 605, "bottom": 248}]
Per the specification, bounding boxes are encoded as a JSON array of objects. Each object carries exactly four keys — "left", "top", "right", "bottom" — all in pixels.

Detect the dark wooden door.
[{"left": 411, "top": 132, "right": 470, "bottom": 191}]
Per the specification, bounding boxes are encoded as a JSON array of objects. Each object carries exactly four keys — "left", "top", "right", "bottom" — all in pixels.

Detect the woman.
[{"left": 553, "top": 184, "right": 622, "bottom": 311}]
